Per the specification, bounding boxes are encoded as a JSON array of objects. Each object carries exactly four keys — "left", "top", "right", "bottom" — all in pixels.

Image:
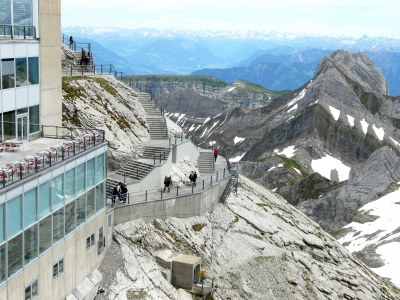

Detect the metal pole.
[
  {"left": 211, "top": 176, "right": 213, "bottom": 186},
  {"left": 192, "top": 184, "right": 194, "bottom": 194},
  {"left": 223, "top": 168, "right": 225, "bottom": 178},
  {"left": 203, "top": 180, "right": 204, "bottom": 190},
  {"left": 176, "top": 186, "right": 178, "bottom": 196},
  {"left": 161, "top": 189, "right": 163, "bottom": 199},
  {"left": 145, "top": 190, "right": 147, "bottom": 201},
  {"left": 124, "top": 172, "right": 126, "bottom": 183},
  {"left": 216, "top": 172, "right": 218, "bottom": 182}
]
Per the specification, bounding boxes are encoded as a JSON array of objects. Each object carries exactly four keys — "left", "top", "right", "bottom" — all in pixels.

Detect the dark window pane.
[
  {"left": 8, "top": 233, "right": 23, "bottom": 277},
  {"left": 65, "top": 201, "right": 75, "bottom": 235},
  {"left": 28, "top": 57, "right": 38, "bottom": 85},
  {"left": 3, "top": 110, "right": 15, "bottom": 141},
  {"left": 24, "top": 285, "right": 31, "bottom": 300},
  {"left": 2, "top": 58, "right": 14, "bottom": 89},
  {"left": 39, "top": 215, "right": 51, "bottom": 254},
  {"left": 24, "top": 225, "right": 38, "bottom": 265},
  {"left": 76, "top": 194, "right": 86, "bottom": 227},
  {"left": 86, "top": 188, "right": 95, "bottom": 219},
  {"left": 59, "top": 259, "right": 64, "bottom": 273},
  {"left": 52, "top": 262, "right": 58, "bottom": 279},
  {"left": 15, "top": 57, "right": 27, "bottom": 87},
  {"left": 29, "top": 105, "right": 39, "bottom": 133},
  {"left": 0, "top": 243, "right": 5, "bottom": 283},
  {"left": 86, "top": 236, "right": 90, "bottom": 251},
  {"left": 52, "top": 208, "right": 64, "bottom": 244}
]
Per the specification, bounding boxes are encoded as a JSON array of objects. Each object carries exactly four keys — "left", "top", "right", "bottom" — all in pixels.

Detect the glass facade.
[
  {"left": 0, "top": 153, "right": 106, "bottom": 282},
  {"left": 2, "top": 106, "right": 40, "bottom": 142}
]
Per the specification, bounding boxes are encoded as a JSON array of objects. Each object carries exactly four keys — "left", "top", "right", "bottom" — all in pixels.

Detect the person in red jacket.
[{"left": 214, "top": 149, "right": 219, "bottom": 162}]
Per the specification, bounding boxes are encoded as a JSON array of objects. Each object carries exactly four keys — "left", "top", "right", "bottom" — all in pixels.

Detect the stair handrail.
[{"left": 128, "top": 146, "right": 172, "bottom": 181}]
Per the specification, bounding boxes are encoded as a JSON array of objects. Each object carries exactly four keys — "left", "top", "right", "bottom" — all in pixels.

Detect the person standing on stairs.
[
  {"left": 69, "top": 36, "right": 74, "bottom": 49},
  {"left": 121, "top": 184, "right": 128, "bottom": 203},
  {"left": 192, "top": 171, "right": 197, "bottom": 187},
  {"left": 214, "top": 148, "right": 219, "bottom": 162}
]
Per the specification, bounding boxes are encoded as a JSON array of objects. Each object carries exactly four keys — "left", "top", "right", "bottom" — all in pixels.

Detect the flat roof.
[{"left": 173, "top": 254, "right": 202, "bottom": 265}]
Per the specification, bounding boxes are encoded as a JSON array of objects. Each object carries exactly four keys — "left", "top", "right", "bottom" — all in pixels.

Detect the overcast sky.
[{"left": 61, "top": 0, "right": 400, "bottom": 37}]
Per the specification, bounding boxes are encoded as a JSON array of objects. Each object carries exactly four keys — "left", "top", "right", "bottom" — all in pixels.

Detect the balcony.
[{"left": 0, "top": 25, "right": 36, "bottom": 40}]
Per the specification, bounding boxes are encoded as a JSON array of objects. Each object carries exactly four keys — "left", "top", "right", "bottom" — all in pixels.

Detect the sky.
[{"left": 62, "top": 0, "right": 400, "bottom": 37}]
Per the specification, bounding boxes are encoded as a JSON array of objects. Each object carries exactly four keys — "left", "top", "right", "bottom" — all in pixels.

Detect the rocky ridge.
[{"left": 98, "top": 175, "right": 400, "bottom": 299}]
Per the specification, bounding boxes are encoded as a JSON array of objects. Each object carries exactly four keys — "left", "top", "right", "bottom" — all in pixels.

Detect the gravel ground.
[{"left": 96, "top": 237, "right": 126, "bottom": 299}]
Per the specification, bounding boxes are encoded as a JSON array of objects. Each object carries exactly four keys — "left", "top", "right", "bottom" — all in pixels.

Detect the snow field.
[{"left": 311, "top": 154, "right": 350, "bottom": 182}]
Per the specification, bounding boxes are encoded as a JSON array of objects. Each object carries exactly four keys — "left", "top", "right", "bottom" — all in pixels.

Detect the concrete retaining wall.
[
  {"left": 114, "top": 176, "right": 230, "bottom": 224},
  {"left": 172, "top": 140, "right": 199, "bottom": 163}
]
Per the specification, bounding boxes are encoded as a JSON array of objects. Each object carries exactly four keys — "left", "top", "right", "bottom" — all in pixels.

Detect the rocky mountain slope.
[{"left": 97, "top": 175, "right": 400, "bottom": 299}]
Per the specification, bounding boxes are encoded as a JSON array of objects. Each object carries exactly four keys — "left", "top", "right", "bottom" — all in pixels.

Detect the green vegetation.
[
  {"left": 126, "top": 289, "right": 147, "bottom": 299},
  {"left": 276, "top": 154, "right": 308, "bottom": 176},
  {"left": 192, "top": 223, "right": 207, "bottom": 232},
  {"left": 128, "top": 75, "right": 228, "bottom": 88},
  {"left": 62, "top": 77, "right": 87, "bottom": 101}
]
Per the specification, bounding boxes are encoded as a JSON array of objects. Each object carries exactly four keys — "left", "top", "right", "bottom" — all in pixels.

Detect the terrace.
[{"left": 0, "top": 126, "right": 105, "bottom": 189}]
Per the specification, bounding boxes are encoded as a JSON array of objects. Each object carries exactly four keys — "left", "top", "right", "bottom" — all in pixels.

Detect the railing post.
[
  {"left": 145, "top": 190, "right": 147, "bottom": 201},
  {"left": 35, "top": 157, "right": 38, "bottom": 173},
  {"left": 216, "top": 172, "right": 218, "bottom": 182},
  {"left": 84, "top": 138, "right": 86, "bottom": 150},
  {"left": 203, "top": 180, "right": 204, "bottom": 190},
  {"left": 169, "top": 137, "right": 171, "bottom": 147},
  {"left": 159, "top": 153, "right": 161, "bottom": 163},
  {"left": 223, "top": 168, "right": 225, "bottom": 178},
  {"left": 192, "top": 184, "right": 194, "bottom": 194},
  {"left": 161, "top": 189, "right": 163, "bottom": 199},
  {"left": 137, "top": 168, "right": 139, "bottom": 180},
  {"left": 124, "top": 172, "right": 126, "bottom": 183},
  {"left": 70, "top": 65, "right": 72, "bottom": 76},
  {"left": 211, "top": 176, "right": 213, "bottom": 186},
  {"left": 176, "top": 186, "right": 178, "bottom": 196},
  {"left": 3, "top": 171, "right": 5, "bottom": 187},
  {"left": 153, "top": 156, "right": 155, "bottom": 165}
]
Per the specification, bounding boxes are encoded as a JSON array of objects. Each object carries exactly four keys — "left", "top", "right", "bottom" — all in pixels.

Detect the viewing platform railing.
[
  {"left": 0, "top": 25, "right": 36, "bottom": 39},
  {"left": 0, "top": 126, "right": 105, "bottom": 189}
]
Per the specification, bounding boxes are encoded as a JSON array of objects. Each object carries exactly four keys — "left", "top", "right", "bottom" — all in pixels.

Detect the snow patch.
[
  {"left": 390, "top": 137, "right": 400, "bottom": 147},
  {"left": 234, "top": 137, "right": 245, "bottom": 144},
  {"left": 229, "top": 152, "right": 246, "bottom": 162},
  {"left": 274, "top": 146, "right": 296, "bottom": 158},
  {"left": 308, "top": 99, "right": 319, "bottom": 107},
  {"left": 287, "top": 89, "right": 306, "bottom": 107},
  {"left": 228, "top": 87, "right": 235, "bottom": 92},
  {"left": 372, "top": 124, "right": 385, "bottom": 140},
  {"left": 288, "top": 104, "right": 298, "bottom": 113},
  {"left": 339, "top": 188, "right": 400, "bottom": 286},
  {"left": 177, "top": 114, "right": 186, "bottom": 123},
  {"left": 347, "top": 115, "right": 355, "bottom": 127},
  {"left": 209, "top": 141, "right": 216, "bottom": 146},
  {"left": 203, "top": 117, "right": 211, "bottom": 125},
  {"left": 286, "top": 116, "right": 294, "bottom": 123},
  {"left": 311, "top": 154, "right": 350, "bottom": 182},
  {"left": 360, "top": 119, "right": 369, "bottom": 134},
  {"left": 329, "top": 105, "right": 340, "bottom": 121}
]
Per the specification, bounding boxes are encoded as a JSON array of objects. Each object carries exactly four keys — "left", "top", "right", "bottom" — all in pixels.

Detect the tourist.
[
  {"left": 69, "top": 36, "right": 74, "bottom": 49},
  {"left": 189, "top": 171, "right": 194, "bottom": 186},
  {"left": 121, "top": 184, "right": 128, "bottom": 203},
  {"left": 112, "top": 185, "right": 118, "bottom": 204},
  {"left": 163, "top": 175, "right": 171, "bottom": 192},
  {"left": 214, "top": 148, "right": 219, "bottom": 162},
  {"left": 192, "top": 171, "right": 197, "bottom": 187},
  {"left": 117, "top": 182, "right": 122, "bottom": 201}
]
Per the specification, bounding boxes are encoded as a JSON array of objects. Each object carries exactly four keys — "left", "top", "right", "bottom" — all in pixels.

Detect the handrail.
[{"left": 0, "top": 25, "right": 36, "bottom": 39}]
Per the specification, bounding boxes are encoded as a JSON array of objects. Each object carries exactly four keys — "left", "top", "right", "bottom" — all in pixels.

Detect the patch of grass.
[
  {"left": 276, "top": 154, "right": 308, "bottom": 176},
  {"left": 62, "top": 77, "right": 86, "bottom": 101},
  {"left": 192, "top": 223, "right": 207, "bottom": 232}
]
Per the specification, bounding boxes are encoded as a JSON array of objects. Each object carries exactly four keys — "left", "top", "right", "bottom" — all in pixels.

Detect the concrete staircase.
[
  {"left": 142, "top": 146, "right": 171, "bottom": 159},
  {"left": 137, "top": 93, "right": 168, "bottom": 139},
  {"left": 116, "top": 160, "right": 155, "bottom": 181},
  {"left": 197, "top": 151, "right": 214, "bottom": 173}
]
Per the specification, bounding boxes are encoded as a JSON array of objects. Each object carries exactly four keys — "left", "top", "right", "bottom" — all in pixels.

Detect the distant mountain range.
[{"left": 63, "top": 27, "right": 400, "bottom": 95}]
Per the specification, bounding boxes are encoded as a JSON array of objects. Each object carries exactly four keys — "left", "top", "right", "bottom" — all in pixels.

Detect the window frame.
[
  {"left": 24, "top": 277, "right": 39, "bottom": 300},
  {"left": 52, "top": 257, "right": 64, "bottom": 282},
  {"left": 86, "top": 232, "right": 95, "bottom": 252}
]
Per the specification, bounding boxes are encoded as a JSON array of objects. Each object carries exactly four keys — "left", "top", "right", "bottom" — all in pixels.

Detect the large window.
[
  {"left": 16, "top": 57, "right": 27, "bottom": 87},
  {"left": 65, "top": 201, "right": 75, "bottom": 236},
  {"left": 96, "top": 183, "right": 105, "bottom": 213},
  {"left": 0, "top": 244, "right": 5, "bottom": 284},
  {"left": 52, "top": 174, "right": 63, "bottom": 211},
  {"left": 2, "top": 58, "right": 14, "bottom": 89},
  {"left": 8, "top": 195, "right": 22, "bottom": 238},
  {"left": 39, "top": 181, "right": 51, "bottom": 219},
  {"left": 76, "top": 194, "right": 86, "bottom": 227},
  {"left": 13, "top": 0, "right": 33, "bottom": 26},
  {"left": 8, "top": 232, "right": 22, "bottom": 277},
  {"left": 65, "top": 168, "right": 75, "bottom": 203},
  {"left": 52, "top": 208, "right": 64, "bottom": 244},
  {"left": 52, "top": 258, "right": 64, "bottom": 281},
  {"left": 76, "top": 163, "right": 86, "bottom": 195},
  {"left": 96, "top": 154, "right": 105, "bottom": 184},
  {"left": 39, "top": 215, "right": 51, "bottom": 254},
  {"left": 24, "top": 188, "right": 37, "bottom": 228},
  {"left": 86, "top": 188, "right": 95, "bottom": 219},
  {"left": 87, "top": 158, "right": 95, "bottom": 188},
  {"left": 24, "top": 225, "right": 37, "bottom": 265},
  {"left": 3, "top": 111, "right": 15, "bottom": 143}
]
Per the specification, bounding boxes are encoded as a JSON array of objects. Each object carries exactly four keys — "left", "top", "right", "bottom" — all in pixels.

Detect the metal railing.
[
  {"left": 0, "top": 25, "right": 36, "bottom": 39},
  {"left": 0, "top": 126, "right": 105, "bottom": 189},
  {"left": 109, "top": 168, "right": 228, "bottom": 207}
]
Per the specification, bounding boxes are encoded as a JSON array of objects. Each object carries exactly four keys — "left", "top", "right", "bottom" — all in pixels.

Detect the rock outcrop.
[
  {"left": 62, "top": 75, "right": 151, "bottom": 169},
  {"left": 98, "top": 175, "right": 400, "bottom": 299}
]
